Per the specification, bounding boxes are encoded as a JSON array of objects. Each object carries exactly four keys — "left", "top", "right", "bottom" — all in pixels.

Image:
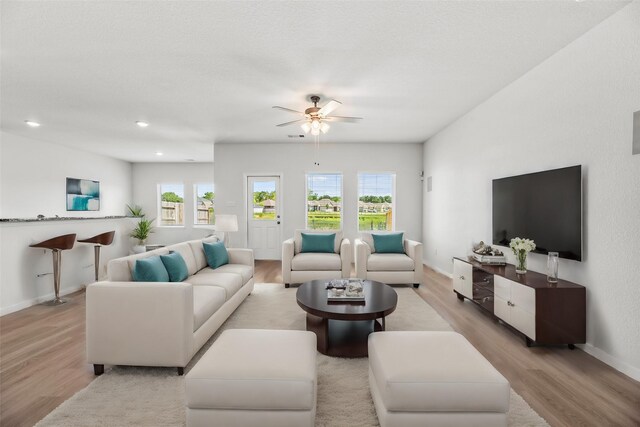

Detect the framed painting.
[{"left": 66, "top": 178, "right": 100, "bottom": 211}]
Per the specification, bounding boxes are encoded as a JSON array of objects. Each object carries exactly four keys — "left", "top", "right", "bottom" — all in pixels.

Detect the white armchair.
[
  {"left": 355, "top": 232, "right": 423, "bottom": 288},
  {"left": 282, "top": 230, "right": 351, "bottom": 287}
]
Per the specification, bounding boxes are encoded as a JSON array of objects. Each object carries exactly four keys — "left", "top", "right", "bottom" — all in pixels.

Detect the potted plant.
[
  {"left": 126, "top": 204, "right": 145, "bottom": 217},
  {"left": 130, "top": 218, "right": 155, "bottom": 253}
]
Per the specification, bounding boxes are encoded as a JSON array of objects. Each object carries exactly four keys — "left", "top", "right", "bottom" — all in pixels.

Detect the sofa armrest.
[
  {"left": 354, "top": 239, "right": 371, "bottom": 279},
  {"left": 227, "top": 248, "right": 254, "bottom": 267},
  {"left": 404, "top": 239, "right": 424, "bottom": 285},
  {"left": 282, "top": 238, "right": 295, "bottom": 285},
  {"left": 340, "top": 238, "right": 352, "bottom": 278},
  {"left": 86, "top": 281, "right": 193, "bottom": 367}
]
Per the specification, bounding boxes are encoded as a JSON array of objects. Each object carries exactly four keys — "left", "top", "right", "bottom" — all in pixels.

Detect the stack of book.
[
  {"left": 327, "top": 280, "right": 365, "bottom": 302},
  {"left": 472, "top": 252, "right": 506, "bottom": 265}
]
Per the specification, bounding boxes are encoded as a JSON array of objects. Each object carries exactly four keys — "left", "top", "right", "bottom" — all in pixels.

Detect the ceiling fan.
[{"left": 273, "top": 95, "right": 362, "bottom": 136}]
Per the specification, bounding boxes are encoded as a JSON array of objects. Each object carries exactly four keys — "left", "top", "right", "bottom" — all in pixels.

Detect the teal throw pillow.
[
  {"left": 132, "top": 256, "right": 170, "bottom": 282},
  {"left": 203, "top": 241, "right": 229, "bottom": 269},
  {"left": 160, "top": 251, "right": 189, "bottom": 282},
  {"left": 301, "top": 232, "right": 335, "bottom": 253},
  {"left": 372, "top": 232, "right": 405, "bottom": 254}
]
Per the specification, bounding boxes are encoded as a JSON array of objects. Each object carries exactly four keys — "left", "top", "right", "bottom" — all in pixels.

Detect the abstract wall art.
[{"left": 66, "top": 178, "right": 100, "bottom": 211}]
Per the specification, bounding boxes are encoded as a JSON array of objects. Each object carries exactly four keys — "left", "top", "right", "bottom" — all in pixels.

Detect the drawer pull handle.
[
  {"left": 459, "top": 275, "right": 465, "bottom": 280},
  {"left": 507, "top": 301, "right": 515, "bottom": 307}
]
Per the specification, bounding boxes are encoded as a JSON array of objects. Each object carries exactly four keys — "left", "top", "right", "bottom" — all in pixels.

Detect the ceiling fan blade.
[
  {"left": 272, "top": 106, "right": 304, "bottom": 115},
  {"left": 276, "top": 119, "right": 306, "bottom": 127},
  {"left": 324, "top": 116, "right": 363, "bottom": 123},
  {"left": 318, "top": 99, "right": 342, "bottom": 117}
]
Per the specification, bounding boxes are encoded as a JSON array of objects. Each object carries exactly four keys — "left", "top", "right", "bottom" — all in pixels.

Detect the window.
[
  {"left": 306, "top": 173, "right": 342, "bottom": 230},
  {"left": 194, "top": 183, "right": 215, "bottom": 225},
  {"left": 158, "top": 183, "right": 185, "bottom": 226},
  {"left": 251, "top": 178, "right": 277, "bottom": 221},
  {"left": 358, "top": 173, "right": 395, "bottom": 231}
]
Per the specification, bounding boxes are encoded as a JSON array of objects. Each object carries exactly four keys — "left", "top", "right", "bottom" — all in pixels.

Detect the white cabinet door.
[
  {"left": 494, "top": 277, "right": 536, "bottom": 340},
  {"left": 452, "top": 260, "right": 473, "bottom": 299},
  {"left": 511, "top": 305, "right": 536, "bottom": 340},
  {"left": 494, "top": 295, "right": 510, "bottom": 323},
  {"left": 510, "top": 282, "right": 536, "bottom": 340}
]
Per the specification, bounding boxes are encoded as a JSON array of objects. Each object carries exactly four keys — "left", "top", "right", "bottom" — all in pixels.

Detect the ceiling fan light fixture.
[
  {"left": 301, "top": 122, "right": 311, "bottom": 133},
  {"left": 311, "top": 118, "right": 321, "bottom": 130},
  {"left": 311, "top": 128, "right": 320, "bottom": 136},
  {"left": 320, "top": 122, "right": 330, "bottom": 134}
]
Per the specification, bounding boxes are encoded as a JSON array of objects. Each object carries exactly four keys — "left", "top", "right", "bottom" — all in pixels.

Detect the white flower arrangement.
[
  {"left": 509, "top": 237, "right": 536, "bottom": 254},
  {"left": 510, "top": 237, "right": 536, "bottom": 273}
]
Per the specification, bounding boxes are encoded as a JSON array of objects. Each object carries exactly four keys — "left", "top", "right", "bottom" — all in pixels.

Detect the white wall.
[
  {"left": 214, "top": 143, "right": 423, "bottom": 250},
  {"left": 131, "top": 162, "right": 215, "bottom": 245},
  {"left": 422, "top": 2, "right": 640, "bottom": 380},
  {"left": 0, "top": 132, "right": 133, "bottom": 314}
]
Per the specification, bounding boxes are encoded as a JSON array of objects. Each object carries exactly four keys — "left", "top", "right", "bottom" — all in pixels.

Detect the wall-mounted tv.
[{"left": 492, "top": 165, "right": 582, "bottom": 261}]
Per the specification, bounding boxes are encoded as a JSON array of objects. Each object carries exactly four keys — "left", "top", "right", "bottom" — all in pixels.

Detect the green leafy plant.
[
  {"left": 126, "top": 204, "right": 145, "bottom": 217},
  {"left": 130, "top": 218, "right": 155, "bottom": 244}
]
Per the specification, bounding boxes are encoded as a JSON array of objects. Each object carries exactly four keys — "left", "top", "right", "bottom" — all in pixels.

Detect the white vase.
[{"left": 132, "top": 244, "right": 146, "bottom": 254}]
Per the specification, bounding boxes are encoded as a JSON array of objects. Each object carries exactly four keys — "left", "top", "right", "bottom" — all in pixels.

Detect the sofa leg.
[
  {"left": 285, "top": 283, "right": 290, "bottom": 288},
  {"left": 177, "top": 367, "right": 184, "bottom": 376},
  {"left": 413, "top": 283, "right": 420, "bottom": 288},
  {"left": 93, "top": 364, "right": 104, "bottom": 376}
]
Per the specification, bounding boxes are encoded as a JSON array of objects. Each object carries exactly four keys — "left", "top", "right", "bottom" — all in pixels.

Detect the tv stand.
[{"left": 452, "top": 257, "right": 586, "bottom": 348}]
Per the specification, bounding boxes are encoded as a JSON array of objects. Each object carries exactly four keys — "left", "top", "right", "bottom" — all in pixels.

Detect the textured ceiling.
[{"left": 0, "top": 0, "right": 629, "bottom": 162}]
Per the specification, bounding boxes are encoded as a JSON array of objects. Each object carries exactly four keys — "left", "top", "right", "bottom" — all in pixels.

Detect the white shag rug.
[{"left": 36, "top": 284, "right": 549, "bottom": 426}]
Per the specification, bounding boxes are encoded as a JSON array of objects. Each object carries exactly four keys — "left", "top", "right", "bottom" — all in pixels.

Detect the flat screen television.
[{"left": 492, "top": 165, "right": 582, "bottom": 261}]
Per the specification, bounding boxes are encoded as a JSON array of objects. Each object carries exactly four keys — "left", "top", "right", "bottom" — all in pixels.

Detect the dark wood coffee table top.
[{"left": 296, "top": 279, "right": 398, "bottom": 321}]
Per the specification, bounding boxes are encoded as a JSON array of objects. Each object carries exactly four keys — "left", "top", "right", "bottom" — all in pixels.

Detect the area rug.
[{"left": 36, "top": 284, "right": 549, "bottom": 426}]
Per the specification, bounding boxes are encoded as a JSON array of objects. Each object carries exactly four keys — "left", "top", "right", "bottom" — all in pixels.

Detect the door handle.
[{"left": 277, "top": 221, "right": 281, "bottom": 225}]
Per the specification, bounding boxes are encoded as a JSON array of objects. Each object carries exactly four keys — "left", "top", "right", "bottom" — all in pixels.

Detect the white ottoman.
[
  {"left": 185, "top": 329, "right": 317, "bottom": 427},
  {"left": 368, "top": 331, "right": 510, "bottom": 427}
]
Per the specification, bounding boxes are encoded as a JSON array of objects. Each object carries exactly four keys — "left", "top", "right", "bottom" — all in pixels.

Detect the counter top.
[{"left": 0, "top": 215, "right": 129, "bottom": 223}]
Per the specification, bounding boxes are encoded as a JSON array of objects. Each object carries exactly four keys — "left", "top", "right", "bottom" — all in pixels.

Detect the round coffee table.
[{"left": 296, "top": 279, "right": 397, "bottom": 357}]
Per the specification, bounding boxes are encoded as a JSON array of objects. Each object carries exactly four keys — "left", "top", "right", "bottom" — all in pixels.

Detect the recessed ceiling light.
[
  {"left": 136, "top": 121, "right": 149, "bottom": 128},
  {"left": 156, "top": 152, "right": 163, "bottom": 156},
  {"left": 25, "top": 120, "right": 41, "bottom": 127}
]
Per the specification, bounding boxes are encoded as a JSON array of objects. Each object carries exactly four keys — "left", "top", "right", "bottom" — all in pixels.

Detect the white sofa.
[
  {"left": 282, "top": 230, "right": 351, "bottom": 288},
  {"left": 355, "top": 232, "right": 423, "bottom": 288},
  {"left": 86, "top": 236, "right": 254, "bottom": 375}
]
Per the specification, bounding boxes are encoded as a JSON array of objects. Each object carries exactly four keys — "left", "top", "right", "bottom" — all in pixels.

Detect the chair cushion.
[
  {"left": 372, "top": 232, "right": 404, "bottom": 253},
  {"left": 185, "top": 329, "right": 316, "bottom": 411},
  {"left": 367, "top": 253, "right": 414, "bottom": 271},
  {"left": 131, "top": 256, "right": 169, "bottom": 282},
  {"left": 186, "top": 272, "right": 243, "bottom": 300},
  {"left": 291, "top": 253, "right": 341, "bottom": 271},
  {"left": 294, "top": 229, "right": 342, "bottom": 254},
  {"left": 301, "top": 232, "right": 335, "bottom": 253},
  {"left": 213, "top": 264, "right": 253, "bottom": 283},
  {"left": 203, "top": 241, "right": 229, "bottom": 269},
  {"left": 368, "top": 331, "right": 510, "bottom": 413},
  {"left": 193, "top": 286, "right": 226, "bottom": 332},
  {"left": 160, "top": 252, "right": 189, "bottom": 282}
]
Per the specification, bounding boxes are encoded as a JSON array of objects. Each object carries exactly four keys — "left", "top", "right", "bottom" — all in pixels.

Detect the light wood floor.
[{"left": 1, "top": 261, "right": 638, "bottom": 426}]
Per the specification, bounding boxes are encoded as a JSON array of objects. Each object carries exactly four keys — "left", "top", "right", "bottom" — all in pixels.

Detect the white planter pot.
[{"left": 132, "top": 245, "right": 146, "bottom": 254}]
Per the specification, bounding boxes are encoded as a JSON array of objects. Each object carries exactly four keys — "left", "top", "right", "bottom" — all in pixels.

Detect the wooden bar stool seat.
[
  {"left": 30, "top": 233, "right": 77, "bottom": 305},
  {"left": 78, "top": 231, "right": 115, "bottom": 281}
]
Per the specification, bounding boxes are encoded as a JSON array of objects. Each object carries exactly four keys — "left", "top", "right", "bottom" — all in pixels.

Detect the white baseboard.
[
  {"left": 423, "top": 261, "right": 640, "bottom": 382},
  {"left": 423, "top": 261, "right": 453, "bottom": 279},
  {"left": 0, "top": 285, "right": 86, "bottom": 316},
  {"left": 580, "top": 343, "right": 640, "bottom": 382}
]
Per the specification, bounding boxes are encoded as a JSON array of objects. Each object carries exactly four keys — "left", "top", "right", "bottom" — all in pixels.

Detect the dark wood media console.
[{"left": 452, "top": 257, "right": 586, "bottom": 348}]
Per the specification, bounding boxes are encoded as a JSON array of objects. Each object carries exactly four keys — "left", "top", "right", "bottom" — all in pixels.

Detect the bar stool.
[
  {"left": 29, "top": 233, "right": 76, "bottom": 305},
  {"left": 78, "top": 230, "right": 116, "bottom": 281}
]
